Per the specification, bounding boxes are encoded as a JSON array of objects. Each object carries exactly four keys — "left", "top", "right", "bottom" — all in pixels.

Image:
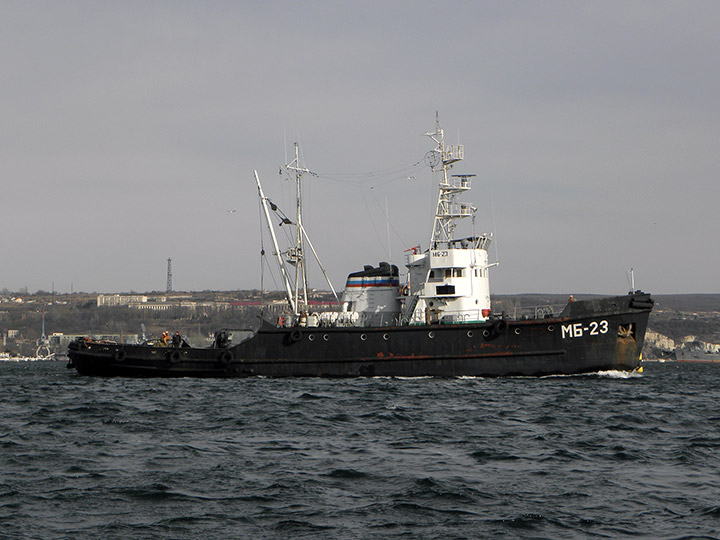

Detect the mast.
[
  {"left": 285, "top": 143, "right": 310, "bottom": 314},
  {"left": 424, "top": 112, "right": 468, "bottom": 249},
  {"left": 256, "top": 144, "right": 341, "bottom": 320}
]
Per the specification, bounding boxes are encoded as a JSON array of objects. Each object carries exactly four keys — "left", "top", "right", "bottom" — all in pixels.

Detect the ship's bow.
[{"left": 560, "top": 291, "right": 654, "bottom": 371}]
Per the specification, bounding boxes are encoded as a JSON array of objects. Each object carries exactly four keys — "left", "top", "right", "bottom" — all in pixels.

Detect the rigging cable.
[
  {"left": 314, "top": 159, "right": 423, "bottom": 187},
  {"left": 310, "top": 158, "right": 423, "bottom": 257},
  {"left": 490, "top": 196, "right": 500, "bottom": 265},
  {"left": 359, "top": 187, "right": 389, "bottom": 259},
  {"left": 258, "top": 191, "right": 282, "bottom": 300},
  {"left": 366, "top": 185, "right": 408, "bottom": 249}
]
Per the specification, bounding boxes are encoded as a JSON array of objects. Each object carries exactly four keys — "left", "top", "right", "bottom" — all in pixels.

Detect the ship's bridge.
[
  {"left": 403, "top": 234, "right": 493, "bottom": 324},
  {"left": 447, "top": 235, "right": 492, "bottom": 251}
]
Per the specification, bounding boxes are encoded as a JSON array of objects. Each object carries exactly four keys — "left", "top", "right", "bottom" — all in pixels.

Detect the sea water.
[{"left": 1, "top": 361, "right": 719, "bottom": 539}]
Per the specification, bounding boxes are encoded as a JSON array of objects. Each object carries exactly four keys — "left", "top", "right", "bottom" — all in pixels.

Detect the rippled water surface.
[{"left": 2, "top": 361, "right": 720, "bottom": 539}]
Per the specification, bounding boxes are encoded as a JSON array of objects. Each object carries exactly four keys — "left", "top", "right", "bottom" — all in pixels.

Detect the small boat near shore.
[
  {"left": 68, "top": 116, "right": 653, "bottom": 378},
  {"left": 0, "top": 354, "right": 56, "bottom": 362},
  {"left": 675, "top": 343, "right": 720, "bottom": 363}
]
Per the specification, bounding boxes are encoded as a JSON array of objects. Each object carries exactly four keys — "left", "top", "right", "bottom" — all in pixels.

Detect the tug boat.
[{"left": 68, "top": 117, "right": 653, "bottom": 377}]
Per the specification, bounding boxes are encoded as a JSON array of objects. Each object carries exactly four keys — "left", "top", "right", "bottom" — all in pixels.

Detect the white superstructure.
[{"left": 402, "top": 115, "right": 495, "bottom": 325}]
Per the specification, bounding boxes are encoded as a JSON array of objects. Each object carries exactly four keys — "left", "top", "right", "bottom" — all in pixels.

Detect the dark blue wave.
[{"left": 2, "top": 361, "right": 720, "bottom": 539}]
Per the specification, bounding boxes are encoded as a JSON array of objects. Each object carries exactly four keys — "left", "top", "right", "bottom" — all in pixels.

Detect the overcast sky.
[{"left": 2, "top": 1, "right": 719, "bottom": 295}]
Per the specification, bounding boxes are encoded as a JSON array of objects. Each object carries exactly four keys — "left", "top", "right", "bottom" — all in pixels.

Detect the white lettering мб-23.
[{"left": 562, "top": 320, "right": 609, "bottom": 338}]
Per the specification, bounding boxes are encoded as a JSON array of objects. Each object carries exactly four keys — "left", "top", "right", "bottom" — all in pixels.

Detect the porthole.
[
  {"left": 308, "top": 334, "right": 315, "bottom": 341},
  {"left": 323, "top": 334, "right": 329, "bottom": 341},
  {"left": 514, "top": 328, "right": 521, "bottom": 335},
  {"left": 548, "top": 325, "right": 555, "bottom": 332},
  {"left": 428, "top": 331, "right": 435, "bottom": 339},
  {"left": 467, "top": 330, "right": 473, "bottom": 338},
  {"left": 483, "top": 330, "right": 490, "bottom": 337},
  {"left": 360, "top": 334, "right": 367, "bottom": 341},
  {"left": 383, "top": 333, "right": 389, "bottom": 341}
]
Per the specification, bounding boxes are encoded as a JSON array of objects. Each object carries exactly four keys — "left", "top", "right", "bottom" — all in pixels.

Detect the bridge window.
[{"left": 436, "top": 285, "right": 456, "bottom": 295}]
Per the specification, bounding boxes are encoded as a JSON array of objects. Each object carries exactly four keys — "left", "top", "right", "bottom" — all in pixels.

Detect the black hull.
[{"left": 67, "top": 293, "right": 653, "bottom": 378}]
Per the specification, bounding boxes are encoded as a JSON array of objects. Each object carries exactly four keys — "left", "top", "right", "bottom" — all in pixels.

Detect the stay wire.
[
  {"left": 314, "top": 160, "right": 424, "bottom": 187},
  {"left": 360, "top": 187, "right": 390, "bottom": 259},
  {"left": 318, "top": 159, "right": 420, "bottom": 178},
  {"left": 258, "top": 190, "right": 282, "bottom": 300},
  {"left": 366, "top": 186, "right": 408, "bottom": 249},
  {"left": 258, "top": 197, "right": 264, "bottom": 303}
]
